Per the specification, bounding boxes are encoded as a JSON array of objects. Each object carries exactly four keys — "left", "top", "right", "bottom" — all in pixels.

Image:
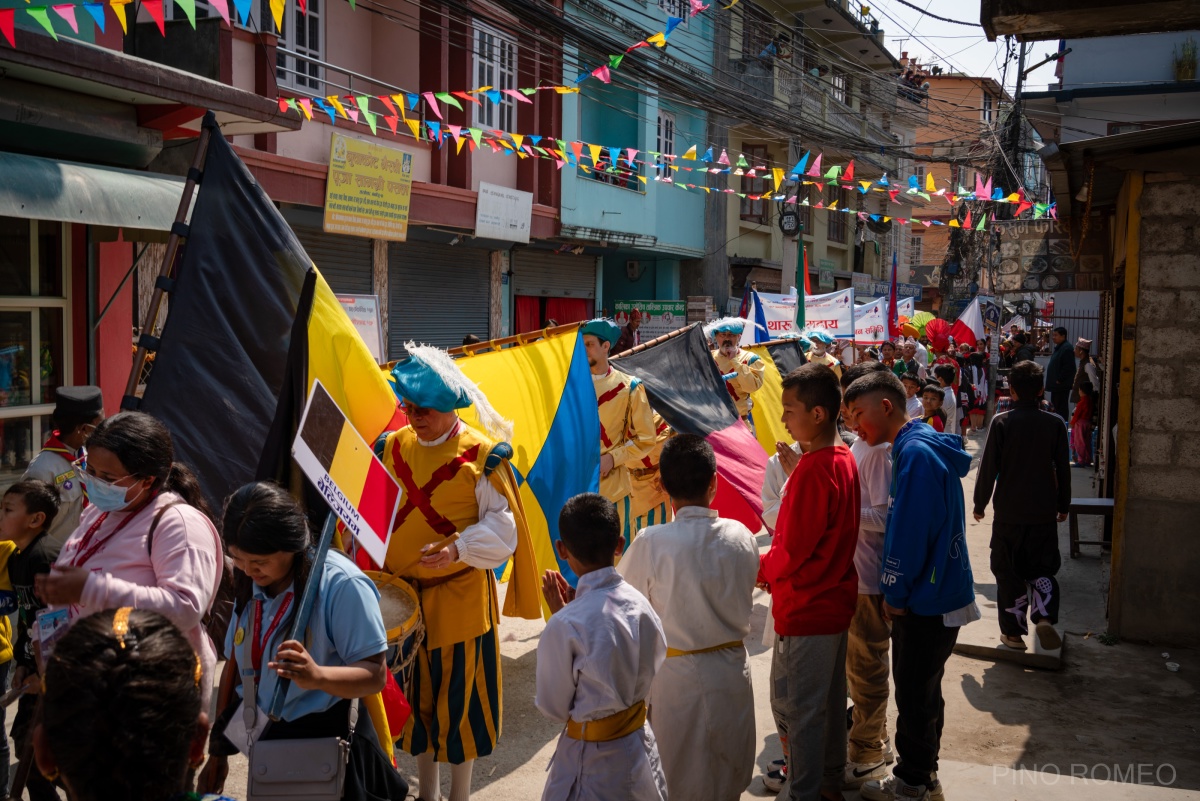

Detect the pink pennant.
[
  {"left": 718, "top": 149, "right": 730, "bottom": 165},
  {"left": 626, "top": 148, "right": 638, "bottom": 167},
  {"left": 298, "top": 98, "right": 313, "bottom": 119},
  {"left": 503, "top": 88, "right": 533, "bottom": 104},
  {"left": 554, "top": 158, "right": 566, "bottom": 169},
  {"left": 805, "top": 153, "right": 822, "bottom": 176},
  {"left": 422, "top": 91, "right": 442, "bottom": 120},
  {"left": 346, "top": 106, "right": 360, "bottom": 124},
  {"left": 208, "top": 0, "right": 230, "bottom": 24},
  {"left": 142, "top": 0, "right": 164, "bottom": 34},
  {"left": 52, "top": 3, "right": 79, "bottom": 32},
  {"left": 689, "top": 0, "right": 709, "bottom": 14},
  {"left": 591, "top": 65, "right": 611, "bottom": 83},
  {"left": 0, "top": 8, "right": 13, "bottom": 46},
  {"left": 448, "top": 124, "right": 463, "bottom": 144}
]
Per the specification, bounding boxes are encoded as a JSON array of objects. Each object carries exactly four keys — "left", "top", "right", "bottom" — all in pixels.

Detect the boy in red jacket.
[{"left": 759, "top": 363, "right": 861, "bottom": 801}]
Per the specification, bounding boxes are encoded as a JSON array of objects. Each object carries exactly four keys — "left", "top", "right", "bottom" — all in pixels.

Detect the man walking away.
[
  {"left": 1044, "top": 327, "right": 1075, "bottom": 421},
  {"left": 972, "top": 360, "right": 1071, "bottom": 652}
]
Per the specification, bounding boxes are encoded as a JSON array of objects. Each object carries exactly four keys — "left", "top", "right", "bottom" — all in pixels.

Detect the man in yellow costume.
[
  {"left": 706, "top": 317, "right": 766, "bottom": 424},
  {"left": 378, "top": 343, "right": 540, "bottom": 801},
  {"left": 581, "top": 319, "right": 657, "bottom": 545},
  {"left": 629, "top": 412, "right": 673, "bottom": 532},
  {"left": 807, "top": 328, "right": 843, "bottom": 378}
]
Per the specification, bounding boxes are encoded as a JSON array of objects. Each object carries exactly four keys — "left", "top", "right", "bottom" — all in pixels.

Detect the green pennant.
[
  {"left": 520, "top": 87, "right": 537, "bottom": 96},
  {"left": 469, "top": 128, "right": 483, "bottom": 147},
  {"left": 609, "top": 54, "right": 624, "bottom": 69},
  {"left": 355, "top": 95, "right": 372, "bottom": 119},
  {"left": 435, "top": 92, "right": 463, "bottom": 111},
  {"left": 736, "top": 154, "right": 748, "bottom": 168},
  {"left": 364, "top": 110, "right": 377, "bottom": 135},
  {"left": 174, "top": 0, "right": 196, "bottom": 27},
  {"left": 26, "top": 6, "right": 57, "bottom": 39},
  {"left": 286, "top": 98, "right": 299, "bottom": 112}
]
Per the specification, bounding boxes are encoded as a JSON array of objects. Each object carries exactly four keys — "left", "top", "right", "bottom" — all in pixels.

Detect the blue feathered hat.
[
  {"left": 389, "top": 343, "right": 513, "bottom": 440},
  {"left": 580, "top": 318, "right": 622, "bottom": 347}
]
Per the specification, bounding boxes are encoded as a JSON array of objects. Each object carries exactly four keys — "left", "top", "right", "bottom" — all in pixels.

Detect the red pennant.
[
  {"left": 0, "top": 9, "right": 16, "bottom": 47},
  {"left": 142, "top": 0, "right": 165, "bottom": 34},
  {"left": 962, "top": 209, "right": 973, "bottom": 229},
  {"left": 298, "top": 0, "right": 305, "bottom": 12},
  {"left": 278, "top": 96, "right": 290, "bottom": 113},
  {"left": 383, "top": 115, "right": 399, "bottom": 135},
  {"left": 842, "top": 160, "right": 854, "bottom": 182}
]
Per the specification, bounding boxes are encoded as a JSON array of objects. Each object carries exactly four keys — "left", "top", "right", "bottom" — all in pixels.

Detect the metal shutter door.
[
  {"left": 511, "top": 250, "right": 595, "bottom": 298},
  {"left": 291, "top": 225, "right": 373, "bottom": 295},
  {"left": 389, "top": 242, "right": 490, "bottom": 356}
]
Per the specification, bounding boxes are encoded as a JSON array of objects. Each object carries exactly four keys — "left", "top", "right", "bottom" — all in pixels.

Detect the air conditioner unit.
[{"left": 626, "top": 259, "right": 644, "bottom": 281}]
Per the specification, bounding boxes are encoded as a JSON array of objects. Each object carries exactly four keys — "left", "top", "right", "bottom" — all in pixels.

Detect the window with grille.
[
  {"left": 914, "top": 164, "right": 925, "bottom": 186},
  {"left": 740, "top": 144, "right": 770, "bottom": 224},
  {"left": 909, "top": 235, "right": 923, "bottom": 267},
  {"left": 831, "top": 70, "right": 848, "bottom": 104},
  {"left": 259, "top": 0, "right": 323, "bottom": 93},
  {"left": 741, "top": 2, "right": 774, "bottom": 60},
  {"left": 474, "top": 24, "right": 517, "bottom": 132},
  {"left": 827, "top": 186, "right": 847, "bottom": 243},
  {"left": 982, "top": 93, "right": 993, "bottom": 124},
  {"left": 656, "top": 111, "right": 676, "bottom": 176},
  {"left": 659, "top": 0, "right": 688, "bottom": 23}
]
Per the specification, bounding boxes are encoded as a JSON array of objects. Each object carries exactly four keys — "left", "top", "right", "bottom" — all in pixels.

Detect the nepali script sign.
[
  {"left": 614, "top": 300, "right": 687, "bottom": 340},
  {"left": 805, "top": 288, "right": 856, "bottom": 339},
  {"left": 292, "top": 380, "right": 401, "bottom": 566},
  {"left": 854, "top": 298, "right": 888, "bottom": 345},
  {"left": 324, "top": 133, "right": 414, "bottom": 241}
]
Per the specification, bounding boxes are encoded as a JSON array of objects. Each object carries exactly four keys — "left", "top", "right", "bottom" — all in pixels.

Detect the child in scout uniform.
[
  {"left": 537, "top": 493, "right": 668, "bottom": 801},
  {"left": 21, "top": 386, "right": 103, "bottom": 545},
  {"left": 581, "top": 319, "right": 658, "bottom": 546},
  {"left": 706, "top": 318, "right": 766, "bottom": 424}
]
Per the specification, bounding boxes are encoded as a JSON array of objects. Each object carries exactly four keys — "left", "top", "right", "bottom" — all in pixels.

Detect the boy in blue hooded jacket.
[{"left": 844, "top": 371, "right": 978, "bottom": 801}]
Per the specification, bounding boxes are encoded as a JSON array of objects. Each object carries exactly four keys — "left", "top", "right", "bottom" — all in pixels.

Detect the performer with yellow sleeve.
[
  {"left": 377, "top": 344, "right": 540, "bottom": 801},
  {"left": 706, "top": 317, "right": 766, "bottom": 423},
  {"left": 629, "top": 412, "right": 673, "bottom": 532},
  {"left": 581, "top": 319, "right": 657, "bottom": 546},
  {"left": 806, "top": 329, "right": 843, "bottom": 379}
]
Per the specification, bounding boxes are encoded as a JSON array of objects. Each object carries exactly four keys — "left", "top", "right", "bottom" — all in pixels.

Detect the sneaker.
[
  {"left": 845, "top": 760, "right": 888, "bottom": 787},
  {"left": 763, "top": 763, "right": 787, "bottom": 793},
  {"left": 1035, "top": 620, "right": 1062, "bottom": 650},
  {"left": 883, "top": 736, "right": 895, "bottom": 765},
  {"left": 861, "top": 776, "right": 930, "bottom": 800},
  {"left": 1000, "top": 634, "right": 1027, "bottom": 651},
  {"left": 928, "top": 773, "right": 946, "bottom": 801}
]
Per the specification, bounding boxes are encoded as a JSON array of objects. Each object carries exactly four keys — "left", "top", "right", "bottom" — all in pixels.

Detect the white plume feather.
[{"left": 404, "top": 342, "right": 514, "bottom": 442}]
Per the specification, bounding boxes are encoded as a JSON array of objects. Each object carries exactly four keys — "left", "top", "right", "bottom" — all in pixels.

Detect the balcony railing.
[{"left": 727, "top": 58, "right": 776, "bottom": 104}]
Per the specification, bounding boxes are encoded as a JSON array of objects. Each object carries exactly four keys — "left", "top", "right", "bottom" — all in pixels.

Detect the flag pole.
[
  {"left": 269, "top": 511, "right": 338, "bottom": 721},
  {"left": 122, "top": 114, "right": 216, "bottom": 411},
  {"left": 795, "top": 234, "right": 807, "bottom": 329}
]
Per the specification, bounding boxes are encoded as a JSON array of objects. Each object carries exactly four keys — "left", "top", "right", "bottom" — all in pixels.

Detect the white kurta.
[
  {"left": 536, "top": 567, "right": 667, "bottom": 801},
  {"left": 850, "top": 440, "right": 891, "bottom": 594},
  {"left": 619, "top": 507, "right": 759, "bottom": 801}
]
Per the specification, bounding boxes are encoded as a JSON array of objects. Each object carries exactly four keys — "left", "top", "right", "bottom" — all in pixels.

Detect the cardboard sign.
[
  {"left": 336, "top": 294, "right": 385, "bottom": 364},
  {"left": 292, "top": 381, "right": 401, "bottom": 566}
]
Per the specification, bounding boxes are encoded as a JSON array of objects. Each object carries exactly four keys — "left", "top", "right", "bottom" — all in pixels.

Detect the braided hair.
[{"left": 40, "top": 609, "right": 203, "bottom": 801}]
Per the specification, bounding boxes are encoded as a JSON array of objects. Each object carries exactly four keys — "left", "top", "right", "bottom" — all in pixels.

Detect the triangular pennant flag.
[
  {"left": 346, "top": 105, "right": 360, "bottom": 124},
  {"left": 877, "top": 173, "right": 889, "bottom": 186},
  {"left": 701, "top": 146, "right": 713, "bottom": 163},
  {"left": 285, "top": 98, "right": 299, "bottom": 113},
  {"left": 469, "top": 127, "right": 483, "bottom": 148},
  {"left": 363, "top": 110, "right": 377, "bottom": 135},
  {"left": 682, "top": 144, "right": 697, "bottom": 160},
  {"left": 422, "top": 92, "right": 442, "bottom": 120},
  {"left": 689, "top": 0, "right": 708, "bottom": 14},
  {"left": 591, "top": 65, "right": 611, "bottom": 83},
  {"left": 354, "top": 95, "right": 372, "bottom": 119},
  {"left": 226, "top": 0, "right": 248, "bottom": 22},
  {"left": 435, "top": 92, "right": 463, "bottom": 111},
  {"left": 142, "top": 0, "right": 165, "bottom": 33},
  {"left": 975, "top": 214, "right": 987, "bottom": 231},
  {"left": 828, "top": 199, "right": 838, "bottom": 210},
  {"left": 382, "top": 113, "right": 398, "bottom": 135},
  {"left": 267, "top": 0, "right": 283, "bottom": 32},
  {"left": 587, "top": 143, "right": 602, "bottom": 166},
  {"left": 376, "top": 95, "right": 397, "bottom": 117},
  {"left": 772, "top": 167, "right": 784, "bottom": 189},
  {"left": 957, "top": 185, "right": 971, "bottom": 196},
  {"left": 806, "top": 153, "right": 823, "bottom": 176},
  {"left": 609, "top": 54, "right": 625, "bottom": 69},
  {"left": 206, "top": 0, "right": 229, "bottom": 24},
  {"left": 963, "top": 209, "right": 972, "bottom": 229},
  {"left": 0, "top": 8, "right": 16, "bottom": 45},
  {"left": 888, "top": 189, "right": 900, "bottom": 204},
  {"left": 52, "top": 3, "right": 79, "bottom": 32},
  {"left": 790, "top": 151, "right": 809, "bottom": 177},
  {"left": 718, "top": 149, "right": 730, "bottom": 165},
  {"left": 843, "top": 160, "right": 854, "bottom": 182},
  {"left": 665, "top": 16, "right": 683, "bottom": 35},
  {"left": 858, "top": 180, "right": 872, "bottom": 194},
  {"left": 504, "top": 89, "right": 532, "bottom": 104},
  {"left": 510, "top": 133, "right": 523, "bottom": 150},
  {"left": 924, "top": 171, "right": 936, "bottom": 193},
  {"left": 313, "top": 97, "right": 337, "bottom": 125},
  {"left": 948, "top": 219, "right": 960, "bottom": 228},
  {"left": 974, "top": 172, "right": 987, "bottom": 199},
  {"left": 647, "top": 31, "right": 667, "bottom": 47},
  {"left": 278, "top": 96, "right": 290, "bottom": 113},
  {"left": 327, "top": 96, "right": 347, "bottom": 118},
  {"left": 452, "top": 91, "right": 481, "bottom": 107},
  {"left": 428, "top": 121, "right": 442, "bottom": 142},
  {"left": 626, "top": 148, "right": 638, "bottom": 167},
  {"left": 607, "top": 147, "right": 621, "bottom": 169},
  {"left": 483, "top": 89, "right": 503, "bottom": 104},
  {"left": 405, "top": 118, "right": 421, "bottom": 140},
  {"left": 404, "top": 93, "right": 419, "bottom": 111},
  {"left": 172, "top": 0, "right": 195, "bottom": 27},
  {"left": 823, "top": 165, "right": 841, "bottom": 183},
  {"left": 27, "top": 6, "right": 58, "bottom": 39}
]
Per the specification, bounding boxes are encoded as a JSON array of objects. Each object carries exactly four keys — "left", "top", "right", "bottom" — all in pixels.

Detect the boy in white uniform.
[
  {"left": 537, "top": 493, "right": 668, "bottom": 801},
  {"left": 620, "top": 434, "right": 760, "bottom": 801}
]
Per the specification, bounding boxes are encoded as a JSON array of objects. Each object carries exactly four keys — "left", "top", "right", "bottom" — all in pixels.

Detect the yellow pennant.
[
  {"left": 924, "top": 171, "right": 937, "bottom": 193},
  {"left": 682, "top": 145, "right": 697, "bottom": 160},
  {"left": 405, "top": 118, "right": 421, "bottom": 140},
  {"left": 269, "top": 0, "right": 285, "bottom": 33},
  {"left": 110, "top": 0, "right": 129, "bottom": 33},
  {"left": 327, "top": 96, "right": 348, "bottom": 119}
]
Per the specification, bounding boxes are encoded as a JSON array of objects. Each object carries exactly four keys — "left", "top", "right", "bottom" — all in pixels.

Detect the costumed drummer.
[
  {"left": 378, "top": 344, "right": 540, "bottom": 801},
  {"left": 582, "top": 319, "right": 658, "bottom": 546},
  {"left": 21, "top": 386, "right": 104, "bottom": 546},
  {"left": 707, "top": 318, "right": 766, "bottom": 423},
  {"left": 199, "top": 482, "right": 408, "bottom": 801}
]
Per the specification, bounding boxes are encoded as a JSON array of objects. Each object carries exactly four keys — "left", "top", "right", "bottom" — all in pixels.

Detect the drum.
[{"left": 363, "top": 571, "right": 424, "bottom": 690}]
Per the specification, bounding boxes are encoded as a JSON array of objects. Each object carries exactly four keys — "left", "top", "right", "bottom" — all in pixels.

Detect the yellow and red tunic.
[
  {"left": 593, "top": 367, "right": 657, "bottom": 539},
  {"left": 712, "top": 348, "right": 766, "bottom": 419}
]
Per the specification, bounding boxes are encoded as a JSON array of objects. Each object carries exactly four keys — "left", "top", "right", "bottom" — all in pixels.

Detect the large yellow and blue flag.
[
  {"left": 457, "top": 329, "right": 600, "bottom": 601},
  {"left": 746, "top": 340, "right": 808, "bottom": 456}
]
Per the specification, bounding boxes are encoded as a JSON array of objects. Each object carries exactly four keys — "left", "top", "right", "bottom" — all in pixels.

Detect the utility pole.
[{"left": 987, "top": 40, "right": 1028, "bottom": 424}]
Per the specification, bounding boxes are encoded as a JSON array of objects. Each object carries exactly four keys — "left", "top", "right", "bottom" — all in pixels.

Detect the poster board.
[
  {"left": 323, "top": 134, "right": 414, "bottom": 242},
  {"left": 614, "top": 300, "right": 687, "bottom": 340},
  {"left": 335, "top": 294, "right": 385, "bottom": 364}
]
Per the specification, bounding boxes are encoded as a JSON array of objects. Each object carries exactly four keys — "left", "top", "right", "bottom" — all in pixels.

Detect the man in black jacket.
[
  {"left": 973, "top": 360, "right": 1071, "bottom": 652},
  {"left": 1044, "top": 326, "right": 1075, "bottom": 420},
  {"left": 1011, "top": 332, "right": 1035, "bottom": 363}
]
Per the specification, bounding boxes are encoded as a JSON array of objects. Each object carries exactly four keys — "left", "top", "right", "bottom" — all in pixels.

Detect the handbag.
[{"left": 239, "top": 599, "right": 354, "bottom": 801}]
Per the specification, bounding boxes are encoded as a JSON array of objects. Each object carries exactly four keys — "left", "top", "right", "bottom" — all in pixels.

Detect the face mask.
[{"left": 81, "top": 472, "right": 146, "bottom": 513}]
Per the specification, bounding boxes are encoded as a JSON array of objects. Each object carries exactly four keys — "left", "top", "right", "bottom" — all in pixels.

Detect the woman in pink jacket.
[{"left": 36, "top": 411, "right": 224, "bottom": 706}]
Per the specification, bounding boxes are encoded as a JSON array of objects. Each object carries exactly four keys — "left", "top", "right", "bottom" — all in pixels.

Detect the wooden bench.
[{"left": 1068, "top": 498, "right": 1114, "bottom": 558}]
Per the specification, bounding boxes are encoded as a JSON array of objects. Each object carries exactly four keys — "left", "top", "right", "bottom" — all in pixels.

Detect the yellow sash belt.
[
  {"left": 565, "top": 700, "right": 647, "bottom": 742},
  {"left": 666, "top": 639, "right": 744, "bottom": 658}
]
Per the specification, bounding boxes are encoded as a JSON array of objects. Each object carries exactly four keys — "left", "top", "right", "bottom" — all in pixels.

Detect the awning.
[{"left": 0, "top": 150, "right": 187, "bottom": 239}]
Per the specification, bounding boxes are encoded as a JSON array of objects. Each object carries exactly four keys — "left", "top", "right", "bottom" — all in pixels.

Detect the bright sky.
[{"left": 868, "top": 0, "right": 1060, "bottom": 93}]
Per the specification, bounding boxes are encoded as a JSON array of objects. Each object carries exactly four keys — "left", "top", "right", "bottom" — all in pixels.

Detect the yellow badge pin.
[{"left": 234, "top": 627, "right": 245, "bottom": 646}]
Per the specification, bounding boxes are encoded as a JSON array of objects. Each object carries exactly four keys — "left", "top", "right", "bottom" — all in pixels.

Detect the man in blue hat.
[
  {"left": 807, "top": 329, "right": 843, "bottom": 379},
  {"left": 704, "top": 318, "right": 765, "bottom": 423},
  {"left": 21, "top": 386, "right": 104, "bottom": 545},
  {"left": 581, "top": 319, "right": 658, "bottom": 545},
  {"left": 376, "top": 343, "right": 541, "bottom": 801}
]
